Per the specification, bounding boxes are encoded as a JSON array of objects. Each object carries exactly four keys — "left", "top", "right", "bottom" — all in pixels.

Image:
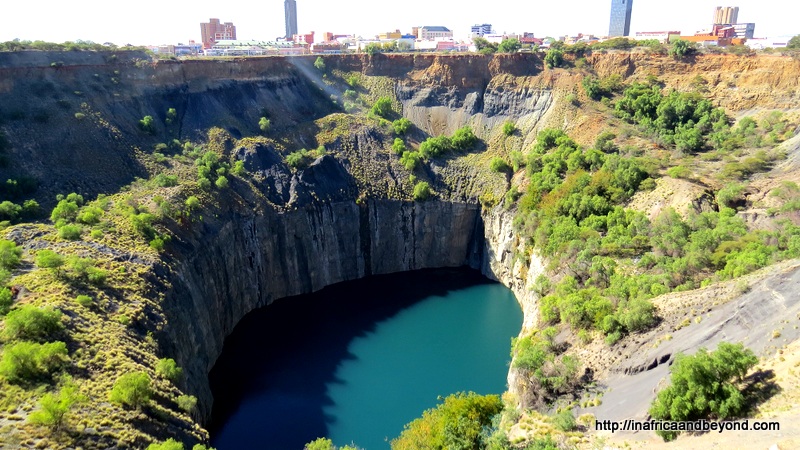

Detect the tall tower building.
[
  {"left": 200, "top": 18, "right": 236, "bottom": 49},
  {"left": 285, "top": 0, "right": 298, "bottom": 40},
  {"left": 608, "top": 0, "right": 633, "bottom": 37},
  {"left": 713, "top": 6, "right": 739, "bottom": 25}
]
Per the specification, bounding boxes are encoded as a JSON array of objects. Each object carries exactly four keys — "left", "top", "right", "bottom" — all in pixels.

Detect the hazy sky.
[{"left": 3, "top": 0, "right": 797, "bottom": 45}]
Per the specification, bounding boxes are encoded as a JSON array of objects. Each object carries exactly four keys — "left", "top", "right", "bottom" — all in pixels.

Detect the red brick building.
[{"left": 200, "top": 18, "right": 236, "bottom": 49}]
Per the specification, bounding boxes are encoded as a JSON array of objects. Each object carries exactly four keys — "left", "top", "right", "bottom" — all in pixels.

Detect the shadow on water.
[{"left": 208, "top": 267, "right": 495, "bottom": 449}]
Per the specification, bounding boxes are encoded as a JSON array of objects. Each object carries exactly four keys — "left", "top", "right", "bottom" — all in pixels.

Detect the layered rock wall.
[{"left": 160, "top": 199, "right": 487, "bottom": 419}]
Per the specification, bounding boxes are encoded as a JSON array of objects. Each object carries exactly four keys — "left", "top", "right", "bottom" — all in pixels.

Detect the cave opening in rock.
[{"left": 207, "top": 267, "right": 522, "bottom": 449}]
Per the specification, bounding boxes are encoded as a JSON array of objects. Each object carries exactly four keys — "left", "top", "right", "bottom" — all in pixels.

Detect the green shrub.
[
  {"left": 451, "top": 126, "right": 477, "bottom": 150},
  {"left": 313, "top": 56, "right": 326, "bottom": 72},
  {"left": 392, "top": 118, "right": 412, "bottom": 135},
  {"left": 649, "top": 342, "right": 757, "bottom": 441},
  {"left": 75, "top": 295, "right": 93, "bottom": 308},
  {"left": 553, "top": 409, "right": 577, "bottom": 431},
  {"left": 58, "top": 224, "right": 82, "bottom": 240},
  {"left": 3, "top": 306, "right": 63, "bottom": 342},
  {"left": 419, "top": 136, "right": 452, "bottom": 158},
  {"left": 0, "top": 239, "right": 22, "bottom": 269},
  {"left": 490, "top": 157, "right": 511, "bottom": 174},
  {"left": 139, "top": 115, "right": 156, "bottom": 134},
  {"left": 371, "top": 97, "right": 394, "bottom": 119},
  {"left": 545, "top": 48, "right": 564, "bottom": 68},
  {"left": 153, "top": 174, "right": 178, "bottom": 187},
  {"left": 717, "top": 183, "right": 746, "bottom": 208},
  {"left": 86, "top": 267, "right": 108, "bottom": 285},
  {"left": 156, "top": 358, "right": 183, "bottom": 383},
  {"left": 391, "top": 392, "right": 502, "bottom": 450},
  {"left": 305, "top": 438, "right": 335, "bottom": 450},
  {"left": 399, "top": 151, "right": 422, "bottom": 170},
  {"left": 176, "top": 394, "right": 197, "bottom": 413},
  {"left": 502, "top": 121, "right": 517, "bottom": 136},
  {"left": 76, "top": 205, "right": 103, "bottom": 225},
  {"left": 146, "top": 439, "right": 184, "bottom": 450},
  {"left": 185, "top": 196, "right": 200, "bottom": 211},
  {"left": 413, "top": 181, "right": 431, "bottom": 201},
  {"left": 666, "top": 165, "right": 691, "bottom": 179},
  {"left": 259, "top": 117, "right": 270, "bottom": 134},
  {"left": 109, "top": 371, "right": 152, "bottom": 409},
  {"left": 0, "top": 341, "right": 69, "bottom": 383},
  {"left": 285, "top": 147, "right": 325, "bottom": 171},
  {"left": 215, "top": 176, "right": 229, "bottom": 189},
  {"left": 392, "top": 138, "right": 407, "bottom": 155},
  {"left": 231, "top": 160, "right": 246, "bottom": 176},
  {"left": 28, "top": 379, "right": 83, "bottom": 430},
  {"left": 0, "top": 201, "right": 21, "bottom": 222},
  {"left": 0, "top": 287, "right": 12, "bottom": 316}
]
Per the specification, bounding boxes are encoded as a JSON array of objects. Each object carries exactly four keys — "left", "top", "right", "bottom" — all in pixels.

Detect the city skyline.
[{"left": 3, "top": 0, "right": 797, "bottom": 46}]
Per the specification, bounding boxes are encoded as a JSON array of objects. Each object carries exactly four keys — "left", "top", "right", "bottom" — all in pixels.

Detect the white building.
[{"left": 418, "top": 26, "right": 453, "bottom": 40}]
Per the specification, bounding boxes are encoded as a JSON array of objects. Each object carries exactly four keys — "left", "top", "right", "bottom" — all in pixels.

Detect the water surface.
[{"left": 209, "top": 268, "right": 522, "bottom": 449}]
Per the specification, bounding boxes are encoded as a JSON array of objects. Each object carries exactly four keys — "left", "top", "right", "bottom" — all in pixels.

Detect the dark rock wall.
[{"left": 160, "top": 199, "right": 484, "bottom": 420}]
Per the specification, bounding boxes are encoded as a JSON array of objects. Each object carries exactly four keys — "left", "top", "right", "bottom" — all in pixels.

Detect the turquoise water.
[{"left": 209, "top": 268, "right": 522, "bottom": 450}]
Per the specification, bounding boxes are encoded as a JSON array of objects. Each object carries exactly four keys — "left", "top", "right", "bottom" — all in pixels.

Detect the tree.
[
  {"left": 392, "top": 118, "right": 412, "bottom": 135},
  {"left": 364, "top": 43, "right": 381, "bottom": 55},
  {"left": 669, "top": 39, "right": 695, "bottom": 59},
  {"left": 313, "top": 56, "right": 326, "bottom": 72},
  {"left": 0, "top": 287, "right": 12, "bottom": 316},
  {"left": 156, "top": 358, "right": 183, "bottom": 383},
  {"left": 392, "top": 138, "right": 407, "bottom": 155},
  {"left": 305, "top": 438, "right": 335, "bottom": 450},
  {"left": 490, "top": 157, "right": 511, "bottom": 174},
  {"left": 29, "top": 378, "right": 84, "bottom": 431},
  {"left": 473, "top": 37, "right": 497, "bottom": 54},
  {"left": 502, "top": 120, "right": 517, "bottom": 136},
  {"left": 649, "top": 342, "right": 758, "bottom": 441},
  {"left": 544, "top": 48, "right": 564, "bottom": 69},
  {"left": 0, "top": 341, "right": 69, "bottom": 383},
  {"left": 139, "top": 115, "right": 156, "bottom": 134},
  {"left": 3, "top": 306, "right": 64, "bottom": 342},
  {"left": 399, "top": 151, "right": 421, "bottom": 170},
  {"left": 214, "top": 176, "right": 229, "bottom": 189},
  {"left": 391, "top": 392, "right": 502, "bottom": 450},
  {"left": 498, "top": 38, "right": 521, "bottom": 53},
  {"left": 258, "top": 117, "right": 270, "bottom": 134},
  {"left": 787, "top": 35, "right": 800, "bottom": 49},
  {"left": 370, "top": 97, "right": 394, "bottom": 119},
  {"left": 146, "top": 439, "right": 184, "bottom": 450},
  {"left": 0, "top": 239, "right": 22, "bottom": 269},
  {"left": 176, "top": 394, "right": 197, "bottom": 413},
  {"left": 413, "top": 181, "right": 432, "bottom": 201},
  {"left": 109, "top": 371, "right": 153, "bottom": 409}
]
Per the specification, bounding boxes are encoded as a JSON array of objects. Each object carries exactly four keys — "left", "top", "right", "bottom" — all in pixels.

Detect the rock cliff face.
[{"left": 159, "top": 198, "right": 487, "bottom": 419}]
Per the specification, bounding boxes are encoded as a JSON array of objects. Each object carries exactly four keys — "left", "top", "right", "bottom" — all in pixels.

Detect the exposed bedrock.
[{"left": 159, "top": 197, "right": 508, "bottom": 421}]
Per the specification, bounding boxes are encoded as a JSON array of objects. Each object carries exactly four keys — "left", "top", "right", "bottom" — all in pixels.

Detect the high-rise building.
[
  {"left": 285, "top": 0, "right": 298, "bottom": 40},
  {"left": 471, "top": 24, "right": 493, "bottom": 37},
  {"left": 200, "top": 19, "right": 236, "bottom": 49},
  {"left": 713, "top": 6, "right": 739, "bottom": 25},
  {"left": 608, "top": 0, "right": 633, "bottom": 37}
]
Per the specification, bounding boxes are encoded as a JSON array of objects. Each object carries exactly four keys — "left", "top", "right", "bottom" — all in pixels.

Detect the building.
[
  {"left": 285, "top": 0, "right": 298, "bottom": 40},
  {"left": 608, "top": 0, "right": 633, "bottom": 37},
  {"left": 293, "top": 31, "right": 314, "bottom": 45},
  {"left": 713, "top": 6, "right": 739, "bottom": 25},
  {"left": 470, "top": 24, "right": 493, "bottom": 37},
  {"left": 635, "top": 31, "right": 681, "bottom": 44},
  {"left": 200, "top": 18, "right": 236, "bottom": 49},
  {"left": 730, "top": 22, "right": 755, "bottom": 39},
  {"left": 418, "top": 26, "right": 453, "bottom": 40},
  {"left": 378, "top": 30, "right": 402, "bottom": 40}
]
